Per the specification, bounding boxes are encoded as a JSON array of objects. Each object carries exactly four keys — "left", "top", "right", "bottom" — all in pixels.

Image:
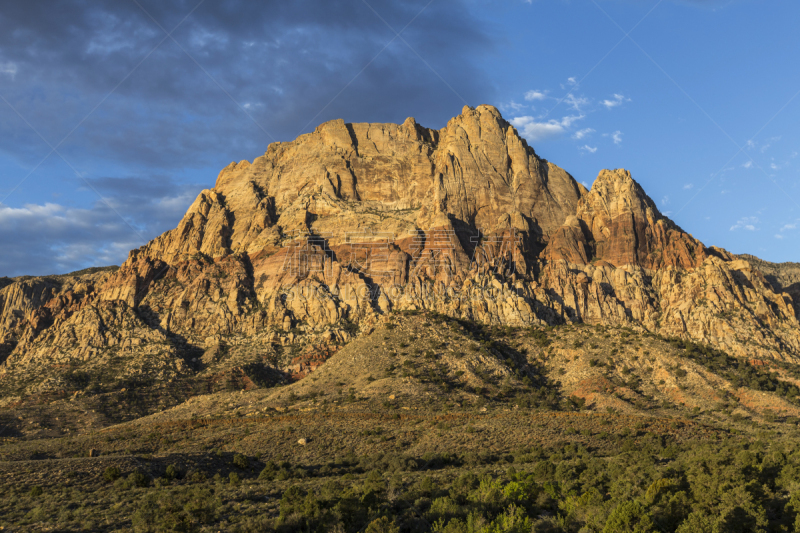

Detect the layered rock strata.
[{"left": 1, "top": 105, "right": 798, "bottom": 391}]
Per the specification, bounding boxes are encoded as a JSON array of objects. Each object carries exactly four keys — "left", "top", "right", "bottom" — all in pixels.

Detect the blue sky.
[{"left": 1, "top": 0, "right": 798, "bottom": 276}]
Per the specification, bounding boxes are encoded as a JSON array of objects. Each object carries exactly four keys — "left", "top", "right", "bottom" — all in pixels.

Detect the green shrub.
[
  {"left": 259, "top": 461, "right": 277, "bottom": 481},
  {"left": 602, "top": 501, "right": 655, "bottom": 533},
  {"left": 103, "top": 466, "right": 121, "bottom": 482},
  {"left": 126, "top": 469, "right": 150, "bottom": 488},
  {"left": 366, "top": 516, "right": 400, "bottom": 533},
  {"left": 233, "top": 453, "right": 249, "bottom": 469},
  {"left": 165, "top": 464, "right": 181, "bottom": 480}
]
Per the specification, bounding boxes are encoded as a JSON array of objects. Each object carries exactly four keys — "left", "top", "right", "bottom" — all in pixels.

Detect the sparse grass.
[{"left": 3, "top": 313, "right": 800, "bottom": 530}]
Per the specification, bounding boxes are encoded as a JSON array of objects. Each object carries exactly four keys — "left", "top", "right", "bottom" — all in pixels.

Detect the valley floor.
[{"left": 2, "top": 313, "right": 800, "bottom": 532}]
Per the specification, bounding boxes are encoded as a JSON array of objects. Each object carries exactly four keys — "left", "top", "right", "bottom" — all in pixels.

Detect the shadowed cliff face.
[{"left": 1, "top": 106, "right": 799, "bottom": 394}]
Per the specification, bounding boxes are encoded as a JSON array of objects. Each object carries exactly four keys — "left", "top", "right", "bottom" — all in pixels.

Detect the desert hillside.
[
  {"left": 2, "top": 108, "right": 800, "bottom": 532},
  {"left": 1, "top": 106, "right": 798, "bottom": 402}
]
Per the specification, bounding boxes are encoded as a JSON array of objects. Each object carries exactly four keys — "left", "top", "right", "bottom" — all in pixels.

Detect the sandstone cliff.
[
  {"left": 1, "top": 106, "right": 799, "bottom": 394},
  {"left": 737, "top": 254, "right": 800, "bottom": 318}
]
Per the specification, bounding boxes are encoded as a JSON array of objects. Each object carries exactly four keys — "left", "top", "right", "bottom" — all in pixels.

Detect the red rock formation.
[{"left": 1, "top": 105, "right": 799, "bottom": 390}]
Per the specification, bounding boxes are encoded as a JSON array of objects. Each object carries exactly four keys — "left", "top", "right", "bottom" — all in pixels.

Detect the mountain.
[
  {"left": 1, "top": 105, "right": 799, "bottom": 400},
  {"left": 3, "top": 106, "right": 800, "bottom": 531}
]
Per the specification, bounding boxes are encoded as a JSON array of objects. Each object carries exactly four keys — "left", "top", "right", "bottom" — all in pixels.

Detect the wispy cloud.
[
  {"left": 524, "top": 90, "right": 548, "bottom": 101},
  {"left": 565, "top": 93, "right": 589, "bottom": 112},
  {"left": 765, "top": 136, "right": 781, "bottom": 152},
  {"left": 780, "top": 223, "right": 797, "bottom": 232},
  {"left": 0, "top": 175, "right": 202, "bottom": 276},
  {"left": 0, "top": 61, "right": 17, "bottom": 80},
  {"left": 560, "top": 114, "right": 584, "bottom": 127},
  {"left": 775, "top": 234, "right": 784, "bottom": 240},
  {"left": 573, "top": 128, "right": 594, "bottom": 140},
  {"left": 742, "top": 160, "right": 753, "bottom": 169},
  {"left": 683, "top": 183, "right": 694, "bottom": 190},
  {"left": 499, "top": 100, "right": 528, "bottom": 113},
  {"left": 730, "top": 216, "right": 759, "bottom": 231},
  {"left": 601, "top": 131, "right": 624, "bottom": 144},
  {"left": 580, "top": 145, "right": 597, "bottom": 153},
  {"left": 601, "top": 93, "right": 630, "bottom": 109}
]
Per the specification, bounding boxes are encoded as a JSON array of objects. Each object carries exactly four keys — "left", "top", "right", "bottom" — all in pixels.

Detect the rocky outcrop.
[
  {"left": 546, "top": 169, "right": 706, "bottom": 269},
  {"left": 1, "top": 106, "right": 799, "bottom": 393},
  {"left": 738, "top": 254, "right": 800, "bottom": 318},
  {"left": 539, "top": 256, "right": 800, "bottom": 360},
  {"left": 0, "top": 269, "right": 116, "bottom": 362}
]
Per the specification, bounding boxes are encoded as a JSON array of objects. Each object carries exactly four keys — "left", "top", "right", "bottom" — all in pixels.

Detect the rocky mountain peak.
[
  {"left": 0, "top": 107, "right": 798, "bottom": 392},
  {"left": 547, "top": 167, "right": 705, "bottom": 270}
]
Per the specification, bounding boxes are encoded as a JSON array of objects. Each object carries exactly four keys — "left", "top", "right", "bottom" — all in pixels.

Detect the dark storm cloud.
[
  {"left": 0, "top": 0, "right": 495, "bottom": 276},
  {"left": 84, "top": 175, "right": 185, "bottom": 199},
  {"left": 0, "top": 0, "right": 494, "bottom": 169}
]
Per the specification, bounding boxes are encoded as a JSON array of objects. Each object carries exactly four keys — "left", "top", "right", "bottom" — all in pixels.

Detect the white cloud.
[
  {"left": 775, "top": 234, "right": 784, "bottom": 240},
  {"left": 742, "top": 160, "right": 753, "bottom": 169},
  {"left": 0, "top": 179, "right": 200, "bottom": 276},
  {"left": 567, "top": 77, "right": 577, "bottom": 86},
  {"left": 781, "top": 223, "right": 797, "bottom": 232},
  {"left": 601, "top": 131, "right": 624, "bottom": 144},
  {"left": 581, "top": 181, "right": 590, "bottom": 189},
  {"left": 580, "top": 145, "right": 597, "bottom": 153},
  {"left": 510, "top": 117, "right": 564, "bottom": 141},
  {"left": 760, "top": 136, "right": 781, "bottom": 153},
  {"left": 560, "top": 114, "right": 584, "bottom": 127},
  {"left": 499, "top": 100, "right": 528, "bottom": 113},
  {"left": 0, "top": 62, "right": 17, "bottom": 80},
  {"left": 730, "top": 216, "right": 759, "bottom": 231},
  {"left": 661, "top": 195, "right": 669, "bottom": 206},
  {"left": 573, "top": 128, "right": 594, "bottom": 140},
  {"left": 601, "top": 94, "right": 630, "bottom": 109},
  {"left": 524, "top": 90, "right": 548, "bottom": 101},
  {"left": 565, "top": 94, "right": 589, "bottom": 112},
  {"left": 771, "top": 162, "right": 779, "bottom": 170},
  {"left": 510, "top": 114, "right": 584, "bottom": 142},
  {"left": 0, "top": 202, "right": 138, "bottom": 273},
  {"left": 683, "top": 183, "right": 694, "bottom": 190}
]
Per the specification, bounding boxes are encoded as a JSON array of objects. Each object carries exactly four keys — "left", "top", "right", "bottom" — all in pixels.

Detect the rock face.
[
  {"left": 1, "top": 105, "right": 799, "bottom": 392},
  {"left": 546, "top": 169, "right": 706, "bottom": 269},
  {"left": 737, "top": 254, "right": 800, "bottom": 318},
  {"left": 0, "top": 269, "right": 116, "bottom": 363}
]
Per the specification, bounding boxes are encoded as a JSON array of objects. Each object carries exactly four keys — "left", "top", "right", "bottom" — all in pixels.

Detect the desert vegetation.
[
  {"left": 3, "top": 313, "right": 800, "bottom": 531},
  {"left": 2, "top": 432, "right": 800, "bottom": 532}
]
